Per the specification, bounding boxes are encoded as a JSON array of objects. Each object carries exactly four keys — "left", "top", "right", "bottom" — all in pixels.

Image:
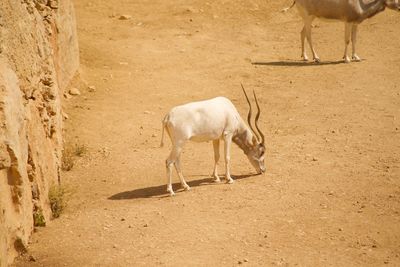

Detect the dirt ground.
[{"left": 14, "top": 0, "right": 400, "bottom": 266}]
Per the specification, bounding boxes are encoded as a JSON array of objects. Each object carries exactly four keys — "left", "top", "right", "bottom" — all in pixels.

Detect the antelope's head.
[{"left": 242, "top": 84, "right": 266, "bottom": 174}]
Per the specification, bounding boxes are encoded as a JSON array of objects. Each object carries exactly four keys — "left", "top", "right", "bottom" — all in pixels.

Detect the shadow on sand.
[
  {"left": 252, "top": 60, "right": 345, "bottom": 67},
  {"left": 108, "top": 173, "right": 257, "bottom": 200}
]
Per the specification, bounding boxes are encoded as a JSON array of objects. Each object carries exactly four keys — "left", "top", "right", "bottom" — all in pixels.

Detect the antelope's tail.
[{"left": 160, "top": 114, "right": 169, "bottom": 147}]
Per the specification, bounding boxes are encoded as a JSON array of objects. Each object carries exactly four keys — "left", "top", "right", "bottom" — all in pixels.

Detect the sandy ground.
[{"left": 14, "top": 0, "right": 400, "bottom": 266}]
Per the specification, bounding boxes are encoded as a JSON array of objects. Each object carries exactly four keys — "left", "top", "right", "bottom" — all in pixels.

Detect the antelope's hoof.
[
  {"left": 313, "top": 57, "right": 321, "bottom": 63},
  {"left": 226, "top": 179, "right": 234, "bottom": 184},
  {"left": 352, "top": 55, "right": 361, "bottom": 62},
  {"left": 301, "top": 56, "right": 309, "bottom": 62},
  {"left": 183, "top": 185, "right": 191, "bottom": 191},
  {"left": 212, "top": 176, "right": 221, "bottom": 183},
  {"left": 167, "top": 187, "right": 175, "bottom": 196}
]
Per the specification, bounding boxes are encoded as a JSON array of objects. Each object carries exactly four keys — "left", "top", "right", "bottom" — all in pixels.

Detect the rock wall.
[{"left": 0, "top": 0, "right": 79, "bottom": 265}]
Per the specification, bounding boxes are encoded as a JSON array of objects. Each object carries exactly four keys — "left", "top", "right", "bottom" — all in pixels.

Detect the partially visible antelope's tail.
[
  {"left": 160, "top": 114, "right": 169, "bottom": 147},
  {"left": 281, "top": 0, "right": 296, "bottom": 13}
]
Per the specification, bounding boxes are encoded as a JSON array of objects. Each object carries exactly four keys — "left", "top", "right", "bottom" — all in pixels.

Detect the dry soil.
[{"left": 15, "top": 0, "right": 400, "bottom": 266}]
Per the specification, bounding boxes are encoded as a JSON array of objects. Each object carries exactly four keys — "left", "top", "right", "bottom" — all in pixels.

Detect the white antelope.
[
  {"left": 160, "top": 86, "right": 266, "bottom": 196},
  {"left": 283, "top": 0, "right": 400, "bottom": 63}
]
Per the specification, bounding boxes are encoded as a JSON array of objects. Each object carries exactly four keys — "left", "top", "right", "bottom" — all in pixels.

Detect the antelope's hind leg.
[
  {"left": 166, "top": 141, "right": 188, "bottom": 196},
  {"left": 298, "top": 9, "right": 319, "bottom": 62},
  {"left": 300, "top": 26, "right": 309, "bottom": 61},
  {"left": 166, "top": 157, "right": 175, "bottom": 196},
  {"left": 351, "top": 24, "right": 361, "bottom": 61},
  {"left": 304, "top": 17, "right": 320, "bottom": 62},
  {"left": 343, "top": 22, "right": 352, "bottom": 63},
  {"left": 174, "top": 149, "right": 190, "bottom": 191}
]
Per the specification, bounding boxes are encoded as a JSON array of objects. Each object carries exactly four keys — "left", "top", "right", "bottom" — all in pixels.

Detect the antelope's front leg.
[
  {"left": 223, "top": 133, "right": 234, "bottom": 184},
  {"left": 212, "top": 139, "right": 221, "bottom": 182}
]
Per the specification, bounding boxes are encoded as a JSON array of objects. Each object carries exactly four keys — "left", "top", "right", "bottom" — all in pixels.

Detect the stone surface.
[
  {"left": 69, "top": 88, "right": 81, "bottom": 95},
  {"left": 88, "top": 85, "right": 96, "bottom": 92},
  {"left": 0, "top": 0, "right": 79, "bottom": 265},
  {"left": 119, "top": 14, "right": 132, "bottom": 20}
]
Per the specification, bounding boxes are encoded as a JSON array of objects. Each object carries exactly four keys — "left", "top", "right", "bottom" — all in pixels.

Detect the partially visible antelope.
[
  {"left": 160, "top": 85, "right": 266, "bottom": 196},
  {"left": 283, "top": 0, "right": 400, "bottom": 63}
]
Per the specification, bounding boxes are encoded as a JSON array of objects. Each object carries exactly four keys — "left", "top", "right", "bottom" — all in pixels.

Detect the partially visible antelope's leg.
[
  {"left": 166, "top": 156, "right": 175, "bottom": 196},
  {"left": 166, "top": 140, "right": 186, "bottom": 196},
  {"left": 351, "top": 24, "right": 361, "bottom": 61},
  {"left": 304, "top": 16, "right": 320, "bottom": 62},
  {"left": 343, "top": 22, "right": 352, "bottom": 63},
  {"left": 300, "top": 26, "right": 308, "bottom": 61},
  {"left": 174, "top": 149, "right": 190, "bottom": 191},
  {"left": 223, "top": 133, "right": 234, "bottom": 184},
  {"left": 212, "top": 139, "right": 221, "bottom": 182}
]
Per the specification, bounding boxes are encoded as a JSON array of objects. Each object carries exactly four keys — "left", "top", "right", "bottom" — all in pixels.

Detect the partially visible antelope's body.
[
  {"left": 283, "top": 0, "right": 400, "bottom": 62},
  {"left": 160, "top": 87, "right": 266, "bottom": 196}
]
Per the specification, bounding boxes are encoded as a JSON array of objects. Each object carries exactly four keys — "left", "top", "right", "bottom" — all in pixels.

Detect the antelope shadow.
[
  {"left": 251, "top": 60, "right": 347, "bottom": 67},
  {"left": 108, "top": 173, "right": 257, "bottom": 200}
]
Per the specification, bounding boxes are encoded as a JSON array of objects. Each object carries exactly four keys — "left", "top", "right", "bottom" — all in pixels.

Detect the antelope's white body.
[
  {"left": 283, "top": 0, "right": 400, "bottom": 62},
  {"left": 161, "top": 92, "right": 266, "bottom": 196}
]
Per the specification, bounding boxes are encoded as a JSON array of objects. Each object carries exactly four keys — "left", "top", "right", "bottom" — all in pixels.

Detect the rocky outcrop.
[{"left": 0, "top": 0, "right": 79, "bottom": 265}]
